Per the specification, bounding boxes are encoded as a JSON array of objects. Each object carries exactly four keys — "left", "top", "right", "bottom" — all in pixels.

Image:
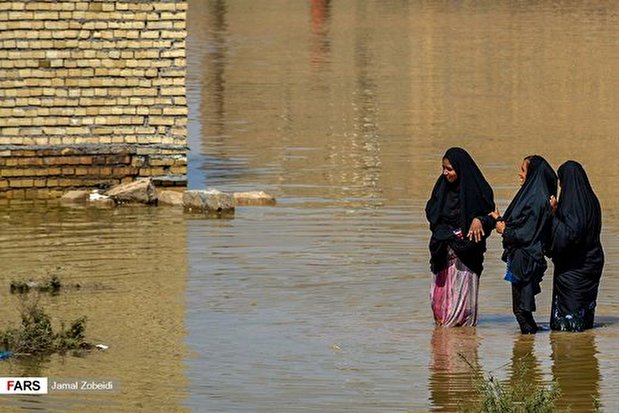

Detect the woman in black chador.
[
  {"left": 548, "top": 161, "right": 604, "bottom": 331},
  {"left": 426, "top": 147, "right": 496, "bottom": 327},
  {"left": 493, "top": 155, "right": 557, "bottom": 334}
]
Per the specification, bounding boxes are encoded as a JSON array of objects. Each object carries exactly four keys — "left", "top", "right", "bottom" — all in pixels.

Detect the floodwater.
[{"left": 0, "top": 0, "right": 618, "bottom": 412}]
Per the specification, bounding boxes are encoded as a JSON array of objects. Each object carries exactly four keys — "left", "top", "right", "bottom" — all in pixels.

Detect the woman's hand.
[
  {"left": 496, "top": 221, "right": 506, "bottom": 235},
  {"left": 488, "top": 208, "right": 501, "bottom": 220},
  {"left": 549, "top": 195, "right": 558, "bottom": 215},
  {"left": 467, "top": 218, "right": 484, "bottom": 243}
]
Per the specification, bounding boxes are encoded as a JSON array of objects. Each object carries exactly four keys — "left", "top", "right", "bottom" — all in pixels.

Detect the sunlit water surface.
[{"left": 0, "top": 1, "right": 618, "bottom": 412}]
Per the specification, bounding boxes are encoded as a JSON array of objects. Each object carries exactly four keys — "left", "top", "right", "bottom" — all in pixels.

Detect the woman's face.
[
  {"left": 518, "top": 159, "right": 529, "bottom": 185},
  {"left": 442, "top": 158, "right": 458, "bottom": 183}
]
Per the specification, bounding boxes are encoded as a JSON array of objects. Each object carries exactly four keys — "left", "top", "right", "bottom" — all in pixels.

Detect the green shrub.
[
  {"left": 10, "top": 274, "right": 63, "bottom": 295},
  {"left": 459, "top": 354, "right": 563, "bottom": 413},
  {"left": 0, "top": 297, "right": 89, "bottom": 356}
]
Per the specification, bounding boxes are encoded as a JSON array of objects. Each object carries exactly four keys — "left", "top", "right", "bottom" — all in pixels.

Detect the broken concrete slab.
[
  {"left": 157, "top": 189, "right": 184, "bottom": 206},
  {"left": 233, "top": 191, "right": 276, "bottom": 206},
  {"left": 183, "top": 189, "right": 235, "bottom": 216},
  {"left": 60, "top": 190, "right": 90, "bottom": 203},
  {"left": 105, "top": 178, "right": 157, "bottom": 205}
]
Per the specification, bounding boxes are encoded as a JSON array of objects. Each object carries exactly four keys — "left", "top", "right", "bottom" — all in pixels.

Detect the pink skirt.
[{"left": 430, "top": 249, "right": 480, "bottom": 327}]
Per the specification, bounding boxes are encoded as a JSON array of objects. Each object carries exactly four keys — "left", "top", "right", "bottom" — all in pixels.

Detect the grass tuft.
[
  {"left": 0, "top": 296, "right": 90, "bottom": 356},
  {"left": 458, "top": 353, "right": 563, "bottom": 413}
]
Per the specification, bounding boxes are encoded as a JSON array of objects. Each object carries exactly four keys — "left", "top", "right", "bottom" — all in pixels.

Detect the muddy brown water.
[{"left": 0, "top": 1, "right": 618, "bottom": 411}]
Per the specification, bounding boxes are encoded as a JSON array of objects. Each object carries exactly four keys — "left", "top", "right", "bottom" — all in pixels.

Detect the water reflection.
[
  {"left": 183, "top": 0, "right": 619, "bottom": 410},
  {"left": 0, "top": 203, "right": 188, "bottom": 412},
  {"left": 203, "top": 0, "right": 228, "bottom": 138},
  {"left": 310, "top": 0, "right": 332, "bottom": 67},
  {"left": 507, "top": 334, "right": 543, "bottom": 393},
  {"left": 551, "top": 332, "right": 600, "bottom": 412},
  {"left": 323, "top": 1, "right": 384, "bottom": 208},
  {"left": 429, "top": 327, "right": 479, "bottom": 411}
]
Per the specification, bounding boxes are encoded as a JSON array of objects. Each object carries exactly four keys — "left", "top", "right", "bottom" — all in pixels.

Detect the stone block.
[
  {"left": 183, "top": 189, "right": 234, "bottom": 216},
  {"left": 105, "top": 178, "right": 157, "bottom": 205},
  {"left": 233, "top": 191, "right": 277, "bottom": 206},
  {"left": 60, "top": 189, "right": 90, "bottom": 202},
  {"left": 157, "top": 189, "right": 183, "bottom": 206}
]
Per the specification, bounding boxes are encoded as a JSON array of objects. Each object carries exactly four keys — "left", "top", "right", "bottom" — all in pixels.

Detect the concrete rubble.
[
  {"left": 58, "top": 181, "right": 276, "bottom": 218},
  {"left": 183, "top": 189, "right": 235, "bottom": 215}
]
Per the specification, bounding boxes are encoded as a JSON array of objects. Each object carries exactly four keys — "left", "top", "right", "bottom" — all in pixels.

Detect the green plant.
[
  {"left": 56, "top": 316, "right": 88, "bottom": 352},
  {"left": 458, "top": 353, "right": 564, "bottom": 413},
  {"left": 0, "top": 297, "right": 89, "bottom": 356},
  {"left": 9, "top": 274, "right": 63, "bottom": 295}
]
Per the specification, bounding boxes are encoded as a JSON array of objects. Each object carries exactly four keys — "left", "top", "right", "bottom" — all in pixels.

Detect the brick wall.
[{"left": 0, "top": 0, "right": 187, "bottom": 198}]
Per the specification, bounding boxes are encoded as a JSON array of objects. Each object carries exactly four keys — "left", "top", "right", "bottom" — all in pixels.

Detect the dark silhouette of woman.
[
  {"left": 493, "top": 155, "right": 557, "bottom": 334},
  {"left": 548, "top": 161, "right": 604, "bottom": 331},
  {"left": 426, "top": 147, "right": 496, "bottom": 327}
]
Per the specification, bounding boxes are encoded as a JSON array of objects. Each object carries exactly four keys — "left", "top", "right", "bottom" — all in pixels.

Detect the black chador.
[
  {"left": 501, "top": 155, "right": 557, "bottom": 334},
  {"left": 426, "top": 147, "right": 495, "bottom": 276},
  {"left": 549, "top": 161, "right": 604, "bottom": 331}
]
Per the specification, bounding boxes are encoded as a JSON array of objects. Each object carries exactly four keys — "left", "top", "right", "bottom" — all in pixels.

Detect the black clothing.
[
  {"left": 511, "top": 284, "right": 538, "bottom": 334},
  {"left": 501, "top": 155, "right": 557, "bottom": 333},
  {"left": 549, "top": 161, "right": 604, "bottom": 332},
  {"left": 426, "top": 147, "right": 495, "bottom": 275}
]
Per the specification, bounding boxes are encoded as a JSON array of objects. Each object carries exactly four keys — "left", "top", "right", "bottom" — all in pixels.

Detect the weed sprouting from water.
[
  {"left": 0, "top": 296, "right": 90, "bottom": 356},
  {"left": 10, "top": 274, "right": 63, "bottom": 295},
  {"left": 458, "top": 353, "right": 564, "bottom": 413}
]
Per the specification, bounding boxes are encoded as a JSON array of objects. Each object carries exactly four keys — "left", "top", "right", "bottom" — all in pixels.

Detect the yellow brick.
[
  {"left": 161, "top": 12, "right": 185, "bottom": 20},
  {"left": 171, "top": 127, "right": 186, "bottom": 136},
  {"left": 58, "top": 179, "right": 75, "bottom": 187},
  {"left": 44, "top": 21, "right": 70, "bottom": 30},
  {"left": 141, "top": 30, "right": 159, "bottom": 40},
  {"left": 154, "top": 3, "right": 179, "bottom": 11},
  {"left": 148, "top": 117, "right": 174, "bottom": 126},
  {"left": 170, "top": 166, "right": 186, "bottom": 175},
  {"left": 160, "top": 87, "right": 184, "bottom": 96},
  {"left": 34, "top": 11, "right": 59, "bottom": 20},
  {"left": 163, "top": 107, "right": 187, "bottom": 116},
  {"left": 148, "top": 21, "right": 173, "bottom": 30},
  {"left": 161, "top": 49, "right": 184, "bottom": 58},
  {"left": 8, "top": 11, "right": 34, "bottom": 20},
  {"left": 10, "top": 179, "right": 34, "bottom": 188},
  {"left": 5, "top": 189, "right": 24, "bottom": 199},
  {"left": 161, "top": 30, "right": 185, "bottom": 39}
]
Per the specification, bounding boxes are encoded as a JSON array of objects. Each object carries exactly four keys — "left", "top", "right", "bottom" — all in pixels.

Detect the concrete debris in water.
[
  {"left": 157, "top": 189, "right": 184, "bottom": 206},
  {"left": 60, "top": 190, "right": 90, "bottom": 202},
  {"left": 183, "top": 189, "right": 235, "bottom": 216},
  {"left": 58, "top": 181, "right": 276, "bottom": 218},
  {"left": 105, "top": 178, "right": 158, "bottom": 205},
  {"left": 233, "top": 191, "right": 276, "bottom": 206}
]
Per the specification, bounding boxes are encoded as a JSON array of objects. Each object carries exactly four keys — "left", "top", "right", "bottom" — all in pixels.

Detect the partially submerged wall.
[{"left": 0, "top": 0, "right": 187, "bottom": 198}]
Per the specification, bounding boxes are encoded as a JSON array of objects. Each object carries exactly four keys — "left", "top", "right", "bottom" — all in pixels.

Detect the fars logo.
[{"left": 0, "top": 377, "right": 48, "bottom": 394}]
